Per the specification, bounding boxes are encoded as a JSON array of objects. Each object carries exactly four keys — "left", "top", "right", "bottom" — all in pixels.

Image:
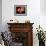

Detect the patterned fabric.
[
  {"left": 10, "top": 42, "right": 23, "bottom": 46},
  {"left": 0, "top": 44, "right": 2, "bottom": 46},
  {"left": 0, "top": 32, "right": 5, "bottom": 46},
  {"left": 1, "top": 31, "right": 12, "bottom": 46}
]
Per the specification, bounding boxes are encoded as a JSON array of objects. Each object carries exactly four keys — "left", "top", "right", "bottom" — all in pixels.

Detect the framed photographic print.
[{"left": 14, "top": 5, "right": 27, "bottom": 16}]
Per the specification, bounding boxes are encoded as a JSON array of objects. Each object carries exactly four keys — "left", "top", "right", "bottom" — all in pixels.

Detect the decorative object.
[
  {"left": 36, "top": 25, "right": 45, "bottom": 46},
  {"left": 44, "top": 31, "right": 46, "bottom": 39},
  {"left": 14, "top": 5, "right": 27, "bottom": 16},
  {"left": 25, "top": 20, "right": 30, "bottom": 23},
  {"left": 8, "top": 19, "right": 19, "bottom": 23}
]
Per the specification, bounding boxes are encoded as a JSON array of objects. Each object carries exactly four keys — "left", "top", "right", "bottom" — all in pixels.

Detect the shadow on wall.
[
  {"left": 0, "top": 0, "right": 2, "bottom": 32},
  {"left": 40, "top": 0, "right": 46, "bottom": 14}
]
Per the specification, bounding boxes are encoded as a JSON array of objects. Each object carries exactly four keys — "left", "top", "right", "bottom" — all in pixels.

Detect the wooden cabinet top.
[
  {"left": 7, "top": 23, "right": 34, "bottom": 32},
  {"left": 7, "top": 23, "right": 34, "bottom": 25}
]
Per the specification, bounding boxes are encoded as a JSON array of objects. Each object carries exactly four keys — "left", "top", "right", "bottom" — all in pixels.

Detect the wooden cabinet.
[{"left": 7, "top": 23, "right": 34, "bottom": 46}]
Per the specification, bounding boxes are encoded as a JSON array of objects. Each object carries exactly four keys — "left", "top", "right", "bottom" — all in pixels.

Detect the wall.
[
  {"left": 2, "top": 0, "right": 46, "bottom": 46},
  {"left": 2, "top": 0, "right": 40, "bottom": 30},
  {"left": 40, "top": 0, "right": 46, "bottom": 31},
  {"left": 0, "top": 0, "right": 2, "bottom": 32},
  {"left": 2, "top": 0, "right": 40, "bottom": 46}
]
